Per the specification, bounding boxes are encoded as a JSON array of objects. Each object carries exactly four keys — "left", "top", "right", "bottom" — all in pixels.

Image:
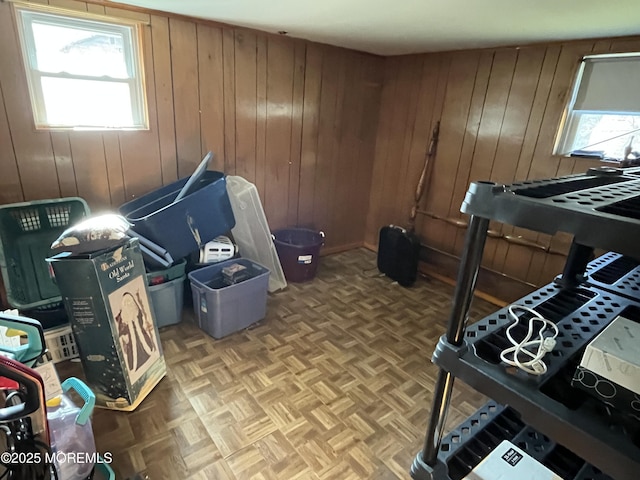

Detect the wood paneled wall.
[
  {"left": 3, "top": 0, "right": 639, "bottom": 289},
  {"left": 0, "top": 0, "right": 383, "bottom": 252},
  {"left": 366, "top": 37, "right": 640, "bottom": 288}
]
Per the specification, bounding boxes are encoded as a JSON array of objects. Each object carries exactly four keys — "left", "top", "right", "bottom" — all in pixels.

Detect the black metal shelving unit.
[{"left": 411, "top": 166, "right": 640, "bottom": 480}]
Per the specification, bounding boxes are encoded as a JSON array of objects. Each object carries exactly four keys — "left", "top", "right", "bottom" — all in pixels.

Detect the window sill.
[
  {"left": 34, "top": 126, "right": 150, "bottom": 132},
  {"left": 558, "top": 154, "right": 640, "bottom": 168}
]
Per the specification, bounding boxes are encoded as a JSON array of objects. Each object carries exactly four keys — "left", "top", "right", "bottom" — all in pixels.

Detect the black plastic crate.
[
  {"left": 460, "top": 170, "right": 640, "bottom": 260},
  {"left": 582, "top": 252, "right": 640, "bottom": 301},
  {"left": 513, "top": 175, "right": 630, "bottom": 199},
  {"left": 472, "top": 286, "right": 596, "bottom": 366},
  {"left": 598, "top": 195, "right": 640, "bottom": 220},
  {"left": 437, "top": 402, "right": 613, "bottom": 480},
  {"left": 463, "top": 283, "right": 624, "bottom": 380}
]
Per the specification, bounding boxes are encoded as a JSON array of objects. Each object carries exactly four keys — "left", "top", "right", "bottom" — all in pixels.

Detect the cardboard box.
[
  {"left": 572, "top": 315, "right": 640, "bottom": 419},
  {"left": 48, "top": 238, "right": 166, "bottom": 411},
  {"left": 463, "top": 440, "right": 561, "bottom": 480}
]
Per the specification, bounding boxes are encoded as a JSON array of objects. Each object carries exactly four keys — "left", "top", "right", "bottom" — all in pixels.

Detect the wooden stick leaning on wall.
[{"left": 408, "top": 121, "right": 440, "bottom": 232}]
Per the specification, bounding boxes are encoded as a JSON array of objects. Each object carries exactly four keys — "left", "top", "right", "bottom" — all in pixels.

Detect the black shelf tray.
[
  {"left": 581, "top": 251, "right": 640, "bottom": 301},
  {"left": 461, "top": 168, "right": 640, "bottom": 259},
  {"left": 433, "top": 282, "right": 640, "bottom": 480},
  {"left": 436, "top": 402, "right": 613, "bottom": 480}
]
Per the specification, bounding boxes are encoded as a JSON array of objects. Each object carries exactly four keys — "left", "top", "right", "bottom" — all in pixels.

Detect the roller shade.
[{"left": 574, "top": 55, "right": 640, "bottom": 113}]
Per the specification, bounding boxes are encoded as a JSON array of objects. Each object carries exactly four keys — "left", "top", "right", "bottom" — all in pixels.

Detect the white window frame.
[
  {"left": 554, "top": 53, "right": 640, "bottom": 160},
  {"left": 14, "top": 5, "right": 148, "bottom": 130}
]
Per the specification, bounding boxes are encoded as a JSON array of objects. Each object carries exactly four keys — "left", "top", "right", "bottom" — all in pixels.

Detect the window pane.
[
  {"left": 31, "top": 20, "right": 129, "bottom": 78},
  {"left": 569, "top": 113, "right": 640, "bottom": 159},
  {"left": 41, "top": 77, "right": 134, "bottom": 127}
]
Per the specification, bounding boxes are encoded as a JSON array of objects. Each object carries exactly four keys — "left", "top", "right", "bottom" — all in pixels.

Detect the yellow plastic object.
[
  {"left": 5, "top": 328, "right": 26, "bottom": 337},
  {"left": 46, "top": 396, "right": 62, "bottom": 408}
]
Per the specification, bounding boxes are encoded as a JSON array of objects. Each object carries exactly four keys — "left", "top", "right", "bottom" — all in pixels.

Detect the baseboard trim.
[
  {"left": 418, "top": 267, "right": 507, "bottom": 307},
  {"left": 420, "top": 245, "right": 536, "bottom": 304},
  {"left": 321, "top": 242, "right": 365, "bottom": 256},
  {"left": 363, "top": 242, "right": 377, "bottom": 252},
  {"left": 362, "top": 241, "right": 535, "bottom": 305}
]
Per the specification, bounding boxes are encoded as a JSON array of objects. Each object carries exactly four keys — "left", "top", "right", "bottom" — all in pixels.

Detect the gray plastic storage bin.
[
  {"left": 148, "top": 275, "right": 185, "bottom": 328},
  {"left": 188, "top": 259, "right": 270, "bottom": 339}
]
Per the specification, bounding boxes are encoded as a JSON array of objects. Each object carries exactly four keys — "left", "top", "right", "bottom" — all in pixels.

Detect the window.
[
  {"left": 554, "top": 53, "right": 640, "bottom": 162},
  {"left": 15, "top": 6, "right": 147, "bottom": 130}
]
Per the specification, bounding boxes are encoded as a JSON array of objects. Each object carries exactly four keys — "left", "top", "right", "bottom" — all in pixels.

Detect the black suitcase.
[{"left": 377, "top": 225, "right": 421, "bottom": 287}]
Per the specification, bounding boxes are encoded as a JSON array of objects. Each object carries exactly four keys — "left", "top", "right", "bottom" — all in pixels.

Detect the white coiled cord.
[{"left": 499, "top": 305, "right": 559, "bottom": 376}]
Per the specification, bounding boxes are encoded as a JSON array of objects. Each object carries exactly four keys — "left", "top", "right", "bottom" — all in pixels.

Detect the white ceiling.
[{"left": 111, "top": 0, "right": 640, "bottom": 55}]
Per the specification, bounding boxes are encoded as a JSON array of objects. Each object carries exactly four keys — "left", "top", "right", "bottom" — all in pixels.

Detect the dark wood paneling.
[
  {"left": 197, "top": 23, "right": 225, "bottom": 173},
  {"left": 287, "top": 41, "right": 306, "bottom": 228},
  {"left": 364, "top": 57, "right": 399, "bottom": 246},
  {"left": 312, "top": 47, "right": 340, "bottom": 245},
  {"left": 483, "top": 47, "right": 545, "bottom": 270},
  {"left": 234, "top": 30, "right": 258, "bottom": 183},
  {"left": 420, "top": 51, "right": 480, "bottom": 252},
  {"left": 151, "top": 14, "right": 178, "bottom": 185},
  {"left": 0, "top": 0, "right": 383, "bottom": 255},
  {"left": 68, "top": 133, "right": 111, "bottom": 208},
  {"left": 255, "top": 35, "right": 268, "bottom": 198},
  {"left": 50, "top": 133, "right": 78, "bottom": 199},
  {"left": 367, "top": 38, "right": 639, "bottom": 293},
  {"left": 454, "top": 49, "right": 517, "bottom": 264},
  {"left": 0, "top": 83, "right": 23, "bottom": 204},
  {"left": 102, "top": 132, "right": 125, "bottom": 206},
  {"left": 0, "top": 2, "right": 59, "bottom": 200},
  {"left": 222, "top": 28, "right": 236, "bottom": 175},
  {"left": 495, "top": 46, "right": 562, "bottom": 280},
  {"left": 264, "top": 38, "right": 295, "bottom": 231},
  {"left": 7, "top": 0, "right": 635, "bottom": 286},
  {"left": 324, "top": 49, "right": 347, "bottom": 248},
  {"left": 418, "top": 244, "right": 537, "bottom": 304},
  {"left": 398, "top": 54, "right": 441, "bottom": 233},
  {"left": 297, "top": 45, "right": 323, "bottom": 229},
  {"left": 171, "top": 18, "right": 201, "bottom": 178},
  {"left": 443, "top": 50, "right": 492, "bottom": 255},
  {"left": 352, "top": 55, "right": 383, "bottom": 245},
  {"left": 107, "top": 7, "right": 163, "bottom": 202},
  {"left": 332, "top": 52, "right": 362, "bottom": 248}
]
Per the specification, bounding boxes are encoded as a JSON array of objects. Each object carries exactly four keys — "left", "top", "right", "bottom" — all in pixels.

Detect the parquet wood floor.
[{"left": 60, "top": 248, "right": 498, "bottom": 479}]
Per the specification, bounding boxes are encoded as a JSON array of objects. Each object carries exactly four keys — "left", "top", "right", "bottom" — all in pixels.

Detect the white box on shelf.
[
  {"left": 463, "top": 440, "right": 561, "bottom": 480},
  {"left": 579, "top": 315, "right": 640, "bottom": 395}
]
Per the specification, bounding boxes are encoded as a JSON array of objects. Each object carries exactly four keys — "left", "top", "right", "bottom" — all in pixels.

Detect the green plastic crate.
[
  {"left": 146, "top": 259, "right": 187, "bottom": 285},
  {"left": 0, "top": 198, "right": 89, "bottom": 309}
]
